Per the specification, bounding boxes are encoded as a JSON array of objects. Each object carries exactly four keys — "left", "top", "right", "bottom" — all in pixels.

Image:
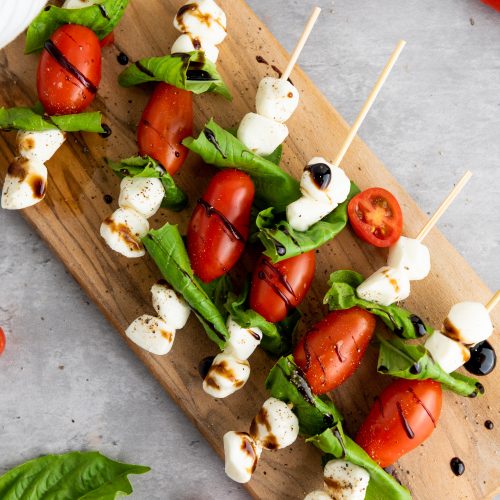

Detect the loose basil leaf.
[
  {"left": 50, "top": 112, "right": 105, "bottom": 133},
  {"left": 377, "top": 336, "right": 482, "bottom": 398},
  {"left": 307, "top": 427, "right": 412, "bottom": 500},
  {"left": 143, "top": 223, "right": 228, "bottom": 348},
  {"left": 324, "top": 270, "right": 432, "bottom": 339},
  {"left": 183, "top": 119, "right": 301, "bottom": 211},
  {"left": 0, "top": 451, "right": 149, "bottom": 499},
  {"left": 263, "top": 144, "right": 283, "bottom": 166},
  {"left": 256, "top": 183, "right": 360, "bottom": 262},
  {"left": 25, "top": 0, "right": 129, "bottom": 54},
  {"left": 108, "top": 156, "right": 188, "bottom": 212},
  {"left": 199, "top": 273, "right": 234, "bottom": 315},
  {"left": 118, "top": 52, "right": 231, "bottom": 100}
]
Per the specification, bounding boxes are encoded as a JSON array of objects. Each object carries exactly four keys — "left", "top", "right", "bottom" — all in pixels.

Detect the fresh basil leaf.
[
  {"left": 51, "top": 112, "right": 105, "bottom": 133},
  {"left": 143, "top": 223, "right": 228, "bottom": 348},
  {"left": 200, "top": 274, "right": 234, "bottom": 315},
  {"left": 307, "top": 427, "right": 412, "bottom": 500},
  {"left": 183, "top": 119, "right": 301, "bottom": 211},
  {"left": 377, "top": 336, "right": 482, "bottom": 397},
  {"left": 108, "top": 156, "right": 188, "bottom": 212},
  {"left": 0, "top": 451, "right": 149, "bottom": 499},
  {"left": 118, "top": 52, "right": 231, "bottom": 100},
  {"left": 25, "top": 0, "right": 129, "bottom": 54},
  {"left": 324, "top": 270, "right": 432, "bottom": 339},
  {"left": 263, "top": 144, "right": 283, "bottom": 166},
  {"left": 256, "top": 183, "right": 360, "bottom": 262}
]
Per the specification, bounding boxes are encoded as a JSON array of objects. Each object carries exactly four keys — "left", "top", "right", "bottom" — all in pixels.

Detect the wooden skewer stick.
[
  {"left": 333, "top": 39, "right": 406, "bottom": 166},
  {"left": 281, "top": 7, "right": 322, "bottom": 82},
  {"left": 415, "top": 170, "right": 473, "bottom": 242},
  {"left": 486, "top": 290, "right": 500, "bottom": 313}
]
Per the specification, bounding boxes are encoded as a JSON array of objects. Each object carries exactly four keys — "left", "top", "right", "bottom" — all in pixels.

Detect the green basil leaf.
[
  {"left": 324, "top": 270, "right": 432, "bottom": 339},
  {"left": 377, "top": 336, "right": 481, "bottom": 397},
  {"left": 108, "top": 156, "right": 188, "bottom": 212},
  {"left": 0, "top": 451, "right": 149, "bottom": 499},
  {"left": 183, "top": 119, "right": 301, "bottom": 211},
  {"left": 50, "top": 112, "right": 105, "bottom": 133},
  {"left": 118, "top": 52, "right": 231, "bottom": 100},
  {"left": 256, "top": 183, "right": 360, "bottom": 262},
  {"left": 25, "top": 0, "right": 129, "bottom": 54},
  {"left": 307, "top": 427, "right": 412, "bottom": 500},
  {"left": 143, "top": 223, "right": 228, "bottom": 348},
  {"left": 263, "top": 144, "right": 283, "bottom": 166}
]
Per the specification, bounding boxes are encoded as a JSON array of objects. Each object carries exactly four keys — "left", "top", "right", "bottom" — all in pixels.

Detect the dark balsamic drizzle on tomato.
[
  {"left": 464, "top": 340, "right": 496, "bottom": 376},
  {"left": 258, "top": 271, "right": 293, "bottom": 310},
  {"left": 98, "top": 4, "right": 110, "bottom": 20},
  {"left": 204, "top": 128, "right": 227, "bottom": 158},
  {"left": 450, "top": 457, "right": 465, "bottom": 476},
  {"left": 261, "top": 259, "right": 297, "bottom": 298},
  {"left": 409, "top": 388, "right": 436, "bottom": 427},
  {"left": 197, "top": 198, "right": 246, "bottom": 243},
  {"left": 396, "top": 401, "right": 415, "bottom": 439},
  {"left": 44, "top": 40, "right": 98, "bottom": 94},
  {"left": 198, "top": 356, "right": 215, "bottom": 379},
  {"left": 306, "top": 163, "right": 332, "bottom": 190},
  {"left": 374, "top": 396, "right": 385, "bottom": 417}
]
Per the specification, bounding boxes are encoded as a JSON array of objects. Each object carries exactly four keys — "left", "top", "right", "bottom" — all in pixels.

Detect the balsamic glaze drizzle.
[
  {"left": 258, "top": 271, "right": 293, "bottom": 310},
  {"left": 98, "top": 4, "right": 110, "bottom": 20},
  {"left": 186, "top": 69, "right": 216, "bottom": 81},
  {"left": 261, "top": 259, "right": 297, "bottom": 298},
  {"left": 409, "top": 388, "right": 436, "bottom": 427},
  {"left": 306, "top": 163, "right": 332, "bottom": 190},
  {"left": 198, "top": 356, "right": 215, "bottom": 379},
  {"left": 450, "top": 457, "right": 465, "bottom": 476},
  {"left": 464, "top": 340, "right": 496, "bottom": 376},
  {"left": 197, "top": 198, "right": 246, "bottom": 243},
  {"left": 135, "top": 61, "right": 155, "bottom": 78},
  {"left": 204, "top": 128, "right": 227, "bottom": 158},
  {"left": 396, "top": 401, "right": 415, "bottom": 439}
]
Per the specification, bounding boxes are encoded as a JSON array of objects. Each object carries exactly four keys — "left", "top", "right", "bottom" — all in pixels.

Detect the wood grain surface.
[{"left": 0, "top": 1, "right": 498, "bottom": 498}]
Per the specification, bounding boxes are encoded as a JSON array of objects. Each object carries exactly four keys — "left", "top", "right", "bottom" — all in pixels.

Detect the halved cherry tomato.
[
  {"left": 355, "top": 379, "right": 442, "bottom": 468},
  {"left": 188, "top": 169, "right": 255, "bottom": 283},
  {"left": 0, "top": 327, "right": 5, "bottom": 355},
  {"left": 37, "top": 24, "right": 102, "bottom": 115},
  {"left": 100, "top": 32, "right": 115, "bottom": 48},
  {"left": 347, "top": 187, "right": 403, "bottom": 248},
  {"left": 250, "top": 251, "right": 316, "bottom": 323},
  {"left": 294, "top": 307, "right": 376, "bottom": 395},
  {"left": 138, "top": 83, "right": 193, "bottom": 175}
]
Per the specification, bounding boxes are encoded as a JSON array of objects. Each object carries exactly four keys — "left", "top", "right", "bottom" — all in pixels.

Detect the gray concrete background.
[{"left": 1, "top": 0, "right": 499, "bottom": 499}]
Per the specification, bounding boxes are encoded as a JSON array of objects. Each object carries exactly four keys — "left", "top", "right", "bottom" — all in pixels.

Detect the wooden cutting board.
[{"left": 0, "top": 1, "right": 498, "bottom": 498}]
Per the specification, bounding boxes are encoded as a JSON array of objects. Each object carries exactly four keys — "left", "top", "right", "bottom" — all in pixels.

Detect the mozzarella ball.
[
  {"left": 203, "top": 353, "right": 250, "bottom": 399},
  {"left": 1, "top": 157, "right": 47, "bottom": 210},
  {"left": 255, "top": 77, "right": 299, "bottom": 123},
  {"left": 224, "top": 316, "right": 262, "bottom": 360},
  {"left": 125, "top": 315, "right": 176, "bottom": 356},
  {"left": 118, "top": 177, "right": 164, "bottom": 219},
  {"left": 387, "top": 236, "right": 431, "bottom": 281},
  {"left": 323, "top": 460, "right": 370, "bottom": 500},
  {"left": 173, "top": 0, "right": 227, "bottom": 45},
  {"left": 223, "top": 431, "right": 262, "bottom": 484},
  {"left": 171, "top": 34, "right": 219, "bottom": 63},
  {"left": 444, "top": 302, "right": 493, "bottom": 345},
  {"left": 250, "top": 397, "right": 299, "bottom": 450},
  {"left": 304, "top": 492, "right": 332, "bottom": 500},
  {"left": 356, "top": 266, "right": 411, "bottom": 306},
  {"left": 63, "top": 0, "right": 99, "bottom": 8},
  {"left": 100, "top": 207, "right": 149, "bottom": 258},
  {"left": 17, "top": 130, "right": 66, "bottom": 163},
  {"left": 287, "top": 196, "right": 334, "bottom": 232},
  {"left": 425, "top": 330, "right": 471, "bottom": 373},
  {"left": 237, "top": 112, "right": 289, "bottom": 157},
  {"left": 151, "top": 283, "right": 191, "bottom": 330}
]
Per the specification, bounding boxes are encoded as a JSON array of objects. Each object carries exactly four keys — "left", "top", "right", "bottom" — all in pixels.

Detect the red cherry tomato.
[
  {"left": 250, "top": 251, "right": 316, "bottom": 323},
  {"left": 188, "top": 169, "right": 255, "bottom": 283},
  {"left": 138, "top": 83, "right": 193, "bottom": 175},
  {"left": 37, "top": 24, "right": 102, "bottom": 115},
  {"left": 355, "top": 379, "right": 442, "bottom": 468},
  {"left": 0, "top": 327, "right": 5, "bottom": 355},
  {"left": 294, "top": 308, "right": 376, "bottom": 395},
  {"left": 481, "top": 0, "right": 500, "bottom": 11},
  {"left": 100, "top": 32, "right": 115, "bottom": 48},
  {"left": 347, "top": 187, "right": 403, "bottom": 248}
]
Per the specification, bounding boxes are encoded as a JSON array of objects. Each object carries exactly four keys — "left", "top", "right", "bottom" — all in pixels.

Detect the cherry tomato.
[
  {"left": 138, "top": 83, "right": 193, "bottom": 175},
  {"left": 100, "top": 32, "right": 115, "bottom": 48},
  {"left": 355, "top": 379, "right": 442, "bottom": 468},
  {"left": 294, "top": 307, "right": 376, "bottom": 395},
  {"left": 481, "top": 0, "right": 500, "bottom": 11},
  {"left": 347, "top": 187, "right": 403, "bottom": 248},
  {"left": 188, "top": 169, "right": 255, "bottom": 283},
  {"left": 0, "top": 327, "right": 5, "bottom": 355},
  {"left": 37, "top": 24, "right": 102, "bottom": 115},
  {"left": 250, "top": 251, "right": 316, "bottom": 323}
]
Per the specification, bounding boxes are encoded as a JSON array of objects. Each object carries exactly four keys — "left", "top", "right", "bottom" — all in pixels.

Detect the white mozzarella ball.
[
  {"left": 323, "top": 460, "right": 370, "bottom": 500},
  {"left": 255, "top": 77, "right": 299, "bottom": 123},
  {"left": 237, "top": 112, "right": 289, "bottom": 157},
  {"left": 425, "top": 330, "right": 471, "bottom": 373},
  {"left": 387, "top": 236, "right": 431, "bottom": 281},
  {"left": 125, "top": 315, "right": 176, "bottom": 356},
  {"left": 444, "top": 302, "right": 493, "bottom": 345},
  {"left": 17, "top": 130, "right": 66, "bottom": 163},
  {"left": 223, "top": 431, "right": 261, "bottom": 484},
  {"left": 224, "top": 316, "right": 262, "bottom": 360},
  {"left": 203, "top": 353, "right": 250, "bottom": 399},
  {"left": 250, "top": 397, "right": 299, "bottom": 450},
  {"left": 1, "top": 157, "right": 47, "bottom": 210},
  {"left": 356, "top": 266, "right": 411, "bottom": 306},
  {"left": 171, "top": 34, "right": 219, "bottom": 63},
  {"left": 304, "top": 492, "right": 332, "bottom": 500},
  {"left": 118, "top": 177, "right": 165, "bottom": 219},
  {"left": 173, "top": 0, "right": 227, "bottom": 45},
  {"left": 100, "top": 207, "right": 149, "bottom": 258},
  {"left": 63, "top": 0, "right": 99, "bottom": 8},
  {"left": 286, "top": 196, "right": 334, "bottom": 232},
  {"left": 151, "top": 283, "right": 191, "bottom": 330}
]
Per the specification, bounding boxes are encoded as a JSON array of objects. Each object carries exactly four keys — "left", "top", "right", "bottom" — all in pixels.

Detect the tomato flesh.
[
  {"left": 294, "top": 307, "right": 376, "bottom": 394},
  {"left": 188, "top": 169, "right": 255, "bottom": 283},
  {"left": 100, "top": 32, "right": 115, "bottom": 48},
  {"left": 356, "top": 379, "right": 442, "bottom": 467},
  {"left": 37, "top": 24, "right": 102, "bottom": 115},
  {"left": 481, "top": 0, "right": 500, "bottom": 11},
  {"left": 0, "top": 327, "right": 5, "bottom": 355},
  {"left": 250, "top": 251, "right": 316, "bottom": 323},
  {"left": 348, "top": 187, "right": 403, "bottom": 248}
]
